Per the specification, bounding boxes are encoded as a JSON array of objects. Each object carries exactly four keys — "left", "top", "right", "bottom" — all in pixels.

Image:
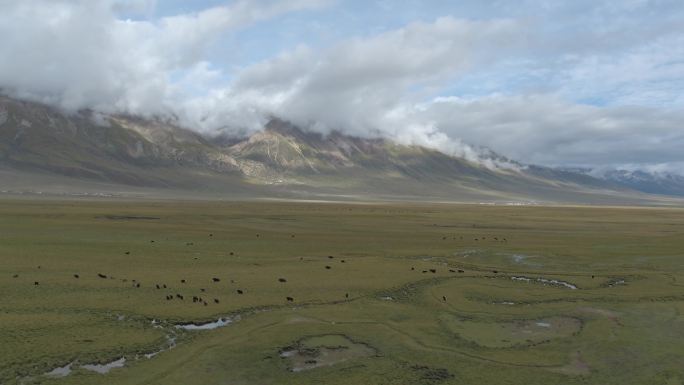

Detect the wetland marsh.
[{"left": 2, "top": 199, "right": 684, "bottom": 384}]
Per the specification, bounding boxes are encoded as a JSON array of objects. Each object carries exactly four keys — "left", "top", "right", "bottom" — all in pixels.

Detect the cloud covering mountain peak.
[{"left": 1, "top": 0, "right": 683, "bottom": 174}]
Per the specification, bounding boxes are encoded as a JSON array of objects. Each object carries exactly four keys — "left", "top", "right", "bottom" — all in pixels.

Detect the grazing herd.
[
  {"left": 442, "top": 235, "right": 508, "bottom": 243},
  {"left": 414, "top": 266, "right": 467, "bottom": 277},
  {"left": 13, "top": 231, "right": 511, "bottom": 310}
]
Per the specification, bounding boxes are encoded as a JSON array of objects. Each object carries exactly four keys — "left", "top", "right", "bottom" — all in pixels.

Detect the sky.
[{"left": 0, "top": 0, "right": 683, "bottom": 173}]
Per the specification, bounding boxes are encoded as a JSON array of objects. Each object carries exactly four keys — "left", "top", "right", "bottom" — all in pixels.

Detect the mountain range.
[
  {"left": 0, "top": 95, "right": 680, "bottom": 205},
  {"left": 584, "top": 168, "right": 684, "bottom": 197}
]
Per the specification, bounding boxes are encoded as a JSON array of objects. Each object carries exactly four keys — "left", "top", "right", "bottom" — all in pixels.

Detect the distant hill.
[
  {"left": 574, "top": 168, "right": 684, "bottom": 197},
  {"left": 0, "top": 95, "right": 677, "bottom": 205}
]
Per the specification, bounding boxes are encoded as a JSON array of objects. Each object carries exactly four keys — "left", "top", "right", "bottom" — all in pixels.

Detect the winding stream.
[
  {"left": 29, "top": 313, "right": 239, "bottom": 382},
  {"left": 511, "top": 276, "right": 578, "bottom": 290},
  {"left": 176, "top": 316, "right": 237, "bottom": 330},
  {"left": 81, "top": 357, "right": 126, "bottom": 374}
]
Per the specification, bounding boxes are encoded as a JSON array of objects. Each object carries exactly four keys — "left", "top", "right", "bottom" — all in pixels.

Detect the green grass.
[{"left": 1, "top": 199, "right": 684, "bottom": 384}]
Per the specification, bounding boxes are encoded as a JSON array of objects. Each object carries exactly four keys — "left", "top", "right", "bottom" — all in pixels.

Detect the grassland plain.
[{"left": 1, "top": 199, "right": 684, "bottom": 384}]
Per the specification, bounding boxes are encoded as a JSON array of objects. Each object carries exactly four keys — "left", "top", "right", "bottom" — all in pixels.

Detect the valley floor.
[{"left": 2, "top": 199, "right": 684, "bottom": 384}]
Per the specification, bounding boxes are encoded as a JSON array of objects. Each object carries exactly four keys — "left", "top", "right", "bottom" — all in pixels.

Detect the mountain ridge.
[
  {"left": 0, "top": 95, "right": 678, "bottom": 205},
  {"left": 578, "top": 168, "right": 684, "bottom": 197}
]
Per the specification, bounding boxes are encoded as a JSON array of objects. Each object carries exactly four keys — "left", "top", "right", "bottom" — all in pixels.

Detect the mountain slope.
[
  {"left": 590, "top": 169, "right": 684, "bottom": 196},
  {"left": 222, "top": 119, "right": 640, "bottom": 202},
  {"left": 0, "top": 95, "right": 674, "bottom": 204},
  {"left": 0, "top": 96, "right": 246, "bottom": 188}
]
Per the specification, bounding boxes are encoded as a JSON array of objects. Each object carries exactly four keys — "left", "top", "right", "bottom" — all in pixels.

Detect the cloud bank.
[{"left": 1, "top": 0, "right": 683, "bottom": 173}]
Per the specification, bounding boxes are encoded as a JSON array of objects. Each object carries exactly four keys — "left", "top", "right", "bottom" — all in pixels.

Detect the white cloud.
[
  {"left": 1, "top": 0, "right": 683, "bottom": 173},
  {"left": 0, "top": 0, "right": 330, "bottom": 114},
  {"left": 190, "top": 17, "right": 526, "bottom": 141},
  {"left": 412, "top": 94, "right": 684, "bottom": 169}
]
